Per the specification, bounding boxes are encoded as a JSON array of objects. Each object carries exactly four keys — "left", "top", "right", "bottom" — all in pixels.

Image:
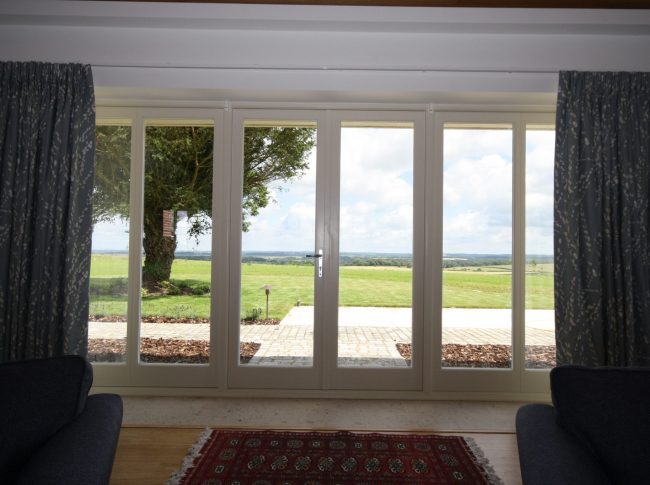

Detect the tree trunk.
[{"left": 142, "top": 208, "right": 177, "bottom": 289}]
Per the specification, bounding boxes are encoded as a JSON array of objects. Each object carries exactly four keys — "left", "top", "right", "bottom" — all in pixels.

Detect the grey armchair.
[
  {"left": 516, "top": 365, "right": 650, "bottom": 485},
  {"left": 0, "top": 355, "right": 123, "bottom": 485}
]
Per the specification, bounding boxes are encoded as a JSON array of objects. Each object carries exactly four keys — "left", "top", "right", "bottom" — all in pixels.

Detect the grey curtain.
[
  {"left": 0, "top": 62, "right": 95, "bottom": 361},
  {"left": 555, "top": 71, "right": 650, "bottom": 366}
]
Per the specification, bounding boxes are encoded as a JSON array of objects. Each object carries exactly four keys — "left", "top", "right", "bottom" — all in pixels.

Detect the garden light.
[{"left": 261, "top": 284, "right": 272, "bottom": 319}]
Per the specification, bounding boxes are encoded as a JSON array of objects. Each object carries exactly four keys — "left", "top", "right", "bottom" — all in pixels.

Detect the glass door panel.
[
  {"left": 238, "top": 120, "right": 318, "bottom": 368},
  {"left": 140, "top": 120, "right": 214, "bottom": 365},
  {"left": 338, "top": 123, "right": 415, "bottom": 368},
  {"left": 525, "top": 126, "right": 556, "bottom": 369},
  {"left": 89, "top": 121, "right": 131, "bottom": 363},
  {"left": 441, "top": 124, "right": 513, "bottom": 369}
]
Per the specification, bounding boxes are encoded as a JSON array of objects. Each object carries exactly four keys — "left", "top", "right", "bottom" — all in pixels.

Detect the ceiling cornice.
[
  {"left": 89, "top": 0, "right": 650, "bottom": 8},
  {"left": 2, "top": 1, "right": 650, "bottom": 35}
]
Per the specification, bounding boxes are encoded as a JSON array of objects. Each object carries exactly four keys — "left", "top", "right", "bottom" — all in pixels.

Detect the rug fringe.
[
  {"left": 165, "top": 427, "right": 214, "bottom": 485},
  {"left": 463, "top": 436, "right": 505, "bottom": 485}
]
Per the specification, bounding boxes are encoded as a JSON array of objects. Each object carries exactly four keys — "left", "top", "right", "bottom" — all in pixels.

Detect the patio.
[{"left": 88, "top": 307, "right": 555, "bottom": 367}]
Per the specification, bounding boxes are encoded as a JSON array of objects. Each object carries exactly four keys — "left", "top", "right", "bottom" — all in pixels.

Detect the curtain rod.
[{"left": 90, "top": 63, "right": 560, "bottom": 74}]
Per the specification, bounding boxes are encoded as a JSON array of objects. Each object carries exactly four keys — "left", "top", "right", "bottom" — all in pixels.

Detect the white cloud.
[
  {"left": 281, "top": 202, "right": 316, "bottom": 233},
  {"left": 444, "top": 153, "right": 512, "bottom": 213},
  {"left": 526, "top": 226, "right": 553, "bottom": 255},
  {"left": 444, "top": 129, "right": 512, "bottom": 163},
  {"left": 440, "top": 128, "right": 554, "bottom": 255},
  {"left": 340, "top": 203, "right": 377, "bottom": 240},
  {"left": 445, "top": 210, "right": 484, "bottom": 235},
  {"left": 341, "top": 128, "right": 413, "bottom": 173},
  {"left": 443, "top": 156, "right": 512, "bottom": 254},
  {"left": 443, "top": 210, "right": 512, "bottom": 254},
  {"left": 442, "top": 129, "right": 513, "bottom": 254},
  {"left": 338, "top": 128, "right": 414, "bottom": 252},
  {"left": 245, "top": 200, "right": 317, "bottom": 252},
  {"left": 343, "top": 166, "right": 412, "bottom": 207},
  {"left": 339, "top": 200, "right": 413, "bottom": 253},
  {"left": 340, "top": 128, "right": 413, "bottom": 207},
  {"left": 241, "top": 126, "right": 417, "bottom": 253},
  {"left": 526, "top": 131, "right": 554, "bottom": 187},
  {"left": 91, "top": 217, "right": 129, "bottom": 252},
  {"left": 526, "top": 193, "right": 553, "bottom": 224},
  {"left": 525, "top": 130, "right": 554, "bottom": 255}
]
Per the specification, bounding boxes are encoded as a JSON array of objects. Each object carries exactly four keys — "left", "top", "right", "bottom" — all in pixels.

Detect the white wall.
[{"left": 1, "top": 1, "right": 650, "bottom": 106}]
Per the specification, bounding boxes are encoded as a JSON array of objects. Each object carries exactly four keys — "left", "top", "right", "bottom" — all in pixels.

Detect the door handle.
[{"left": 306, "top": 250, "right": 323, "bottom": 278}]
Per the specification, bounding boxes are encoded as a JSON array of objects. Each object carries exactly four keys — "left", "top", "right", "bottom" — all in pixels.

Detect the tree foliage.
[
  {"left": 94, "top": 124, "right": 315, "bottom": 287},
  {"left": 94, "top": 125, "right": 131, "bottom": 223}
]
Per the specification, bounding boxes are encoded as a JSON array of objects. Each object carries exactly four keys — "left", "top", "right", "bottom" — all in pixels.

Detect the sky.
[
  {"left": 525, "top": 130, "right": 555, "bottom": 256},
  {"left": 91, "top": 126, "right": 554, "bottom": 256},
  {"left": 443, "top": 129, "right": 513, "bottom": 255},
  {"left": 242, "top": 127, "right": 414, "bottom": 254},
  {"left": 442, "top": 128, "right": 554, "bottom": 255}
]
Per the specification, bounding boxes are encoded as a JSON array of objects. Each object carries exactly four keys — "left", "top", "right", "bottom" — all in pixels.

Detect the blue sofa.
[
  {"left": 0, "top": 355, "right": 123, "bottom": 485},
  {"left": 516, "top": 365, "right": 650, "bottom": 485}
]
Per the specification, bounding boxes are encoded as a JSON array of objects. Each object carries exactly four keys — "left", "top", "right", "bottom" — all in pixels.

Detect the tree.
[{"left": 94, "top": 125, "right": 315, "bottom": 289}]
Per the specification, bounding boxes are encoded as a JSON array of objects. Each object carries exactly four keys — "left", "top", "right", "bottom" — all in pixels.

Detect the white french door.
[
  {"left": 227, "top": 110, "right": 326, "bottom": 389},
  {"left": 324, "top": 111, "right": 425, "bottom": 391},
  {"left": 228, "top": 110, "right": 425, "bottom": 391}
]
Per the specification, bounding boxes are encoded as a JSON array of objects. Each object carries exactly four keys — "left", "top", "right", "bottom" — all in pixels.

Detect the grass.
[{"left": 89, "top": 254, "right": 554, "bottom": 320}]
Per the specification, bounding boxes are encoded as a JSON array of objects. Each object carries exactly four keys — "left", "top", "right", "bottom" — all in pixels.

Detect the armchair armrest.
[
  {"left": 14, "top": 394, "right": 123, "bottom": 485},
  {"left": 516, "top": 404, "right": 610, "bottom": 485}
]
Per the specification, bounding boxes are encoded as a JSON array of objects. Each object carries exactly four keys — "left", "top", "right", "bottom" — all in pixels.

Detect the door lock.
[{"left": 306, "top": 250, "right": 324, "bottom": 277}]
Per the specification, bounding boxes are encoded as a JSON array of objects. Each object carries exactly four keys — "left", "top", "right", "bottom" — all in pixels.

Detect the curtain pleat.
[
  {"left": 555, "top": 71, "right": 650, "bottom": 366},
  {"left": 0, "top": 62, "right": 95, "bottom": 361}
]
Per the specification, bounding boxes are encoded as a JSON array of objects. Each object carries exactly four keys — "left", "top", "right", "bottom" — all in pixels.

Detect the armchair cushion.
[
  {"left": 0, "top": 355, "right": 93, "bottom": 483},
  {"left": 516, "top": 403, "right": 609, "bottom": 485},
  {"left": 551, "top": 365, "right": 650, "bottom": 484},
  {"left": 13, "top": 394, "right": 123, "bottom": 485}
]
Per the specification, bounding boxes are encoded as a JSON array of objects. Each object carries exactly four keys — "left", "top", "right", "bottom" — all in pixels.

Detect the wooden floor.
[{"left": 110, "top": 426, "right": 522, "bottom": 484}]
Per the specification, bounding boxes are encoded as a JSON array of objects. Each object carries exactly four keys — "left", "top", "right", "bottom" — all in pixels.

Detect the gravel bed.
[
  {"left": 88, "top": 338, "right": 555, "bottom": 368},
  {"left": 88, "top": 338, "right": 260, "bottom": 364},
  {"left": 90, "top": 316, "right": 280, "bottom": 325},
  {"left": 396, "top": 343, "right": 556, "bottom": 369}
]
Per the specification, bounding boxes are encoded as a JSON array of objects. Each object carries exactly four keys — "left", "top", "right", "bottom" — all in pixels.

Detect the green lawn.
[{"left": 89, "top": 255, "right": 554, "bottom": 320}]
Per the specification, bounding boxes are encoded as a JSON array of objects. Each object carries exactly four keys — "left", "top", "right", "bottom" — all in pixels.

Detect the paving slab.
[{"left": 88, "top": 307, "right": 555, "bottom": 366}]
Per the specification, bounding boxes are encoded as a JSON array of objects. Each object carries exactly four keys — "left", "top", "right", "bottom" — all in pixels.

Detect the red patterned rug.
[{"left": 167, "top": 429, "right": 503, "bottom": 484}]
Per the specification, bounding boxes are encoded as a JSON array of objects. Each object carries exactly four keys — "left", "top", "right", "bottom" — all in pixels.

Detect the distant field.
[{"left": 89, "top": 255, "right": 554, "bottom": 320}]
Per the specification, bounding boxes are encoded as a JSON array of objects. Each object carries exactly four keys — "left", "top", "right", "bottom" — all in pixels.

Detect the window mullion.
[
  {"left": 126, "top": 112, "right": 145, "bottom": 370},
  {"left": 512, "top": 115, "right": 526, "bottom": 379}
]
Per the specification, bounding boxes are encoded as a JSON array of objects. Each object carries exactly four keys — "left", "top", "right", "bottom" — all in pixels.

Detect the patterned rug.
[{"left": 167, "top": 429, "right": 503, "bottom": 484}]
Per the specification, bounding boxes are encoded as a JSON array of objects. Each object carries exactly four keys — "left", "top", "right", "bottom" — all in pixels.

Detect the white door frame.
[
  {"left": 323, "top": 110, "right": 426, "bottom": 391},
  {"left": 93, "top": 107, "right": 226, "bottom": 388},
  {"left": 92, "top": 105, "right": 554, "bottom": 396},
  {"left": 430, "top": 111, "right": 556, "bottom": 394},
  {"left": 227, "top": 109, "right": 328, "bottom": 389}
]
